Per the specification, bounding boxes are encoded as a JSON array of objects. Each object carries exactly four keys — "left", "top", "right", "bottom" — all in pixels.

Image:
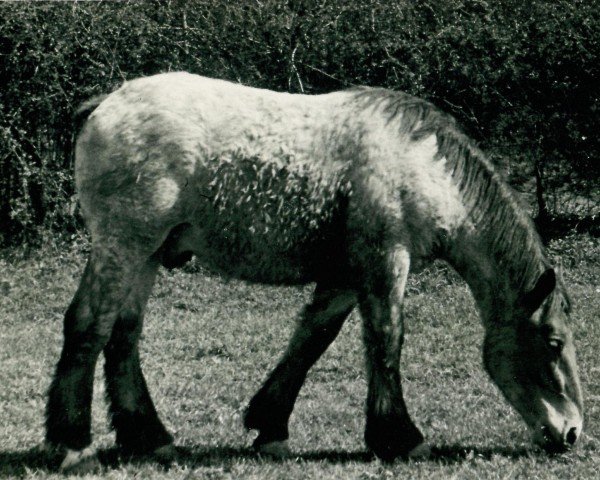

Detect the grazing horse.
[{"left": 46, "top": 72, "right": 583, "bottom": 471}]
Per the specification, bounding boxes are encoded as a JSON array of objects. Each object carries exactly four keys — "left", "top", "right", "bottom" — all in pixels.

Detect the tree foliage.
[{"left": 0, "top": 0, "right": 598, "bottom": 245}]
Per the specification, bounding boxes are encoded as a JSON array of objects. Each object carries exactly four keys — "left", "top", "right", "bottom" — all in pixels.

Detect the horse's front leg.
[
  {"left": 359, "top": 247, "right": 427, "bottom": 461},
  {"left": 244, "top": 284, "right": 357, "bottom": 455}
]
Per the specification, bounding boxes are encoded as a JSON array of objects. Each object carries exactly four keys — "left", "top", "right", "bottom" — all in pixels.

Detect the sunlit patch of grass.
[{"left": 1, "top": 236, "right": 599, "bottom": 478}]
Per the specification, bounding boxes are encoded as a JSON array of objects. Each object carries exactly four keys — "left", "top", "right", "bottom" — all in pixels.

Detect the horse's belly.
[{"left": 169, "top": 222, "right": 317, "bottom": 284}]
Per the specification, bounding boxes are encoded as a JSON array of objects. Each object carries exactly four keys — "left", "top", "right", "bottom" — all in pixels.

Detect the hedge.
[{"left": 0, "top": 0, "right": 598, "bottom": 246}]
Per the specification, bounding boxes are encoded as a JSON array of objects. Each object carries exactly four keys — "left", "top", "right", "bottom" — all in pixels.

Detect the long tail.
[{"left": 74, "top": 94, "right": 108, "bottom": 133}]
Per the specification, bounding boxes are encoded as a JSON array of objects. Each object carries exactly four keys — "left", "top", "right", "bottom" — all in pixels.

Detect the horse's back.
[
  {"left": 76, "top": 72, "right": 351, "bottom": 198},
  {"left": 77, "top": 72, "right": 346, "bottom": 155}
]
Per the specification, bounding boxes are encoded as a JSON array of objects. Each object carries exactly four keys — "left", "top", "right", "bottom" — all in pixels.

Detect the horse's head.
[{"left": 483, "top": 268, "right": 583, "bottom": 453}]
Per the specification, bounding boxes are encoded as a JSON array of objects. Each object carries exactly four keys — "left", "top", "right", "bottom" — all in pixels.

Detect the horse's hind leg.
[
  {"left": 45, "top": 244, "right": 150, "bottom": 471},
  {"left": 103, "top": 256, "right": 173, "bottom": 457},
  {"left": 244, "top": 284, "right": 357, "bottom": 455},
  {"left": 359, "top": 246, "right": 426, "bottom": 461}
]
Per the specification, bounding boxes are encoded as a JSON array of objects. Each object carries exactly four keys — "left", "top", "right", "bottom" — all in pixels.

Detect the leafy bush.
[{"left": 0, "top": 0, "right": 598, "bottom": 246}]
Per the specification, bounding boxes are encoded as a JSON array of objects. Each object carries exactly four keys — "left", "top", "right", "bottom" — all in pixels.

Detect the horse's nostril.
[
  {"left": 566, "top": 427, "right": 578, "bottom": 446},
  {"left": 540, "top": 425, "right": 551, "bottom": 442}
]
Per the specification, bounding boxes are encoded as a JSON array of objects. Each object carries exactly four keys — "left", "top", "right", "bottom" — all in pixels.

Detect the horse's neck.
[
  {"left": 443, "top": 237, "right": 502, "bottom": 323},
  {"left": 441, "top": 227, "right": 543, "bottom": 325}
]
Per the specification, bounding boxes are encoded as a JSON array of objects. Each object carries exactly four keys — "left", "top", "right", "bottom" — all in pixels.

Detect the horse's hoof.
[
  {"left": 255, "top": 440, "right": 291, "bottom": 458},
  {"left": 153, "top": 444, "right": 177, "bottom": 464},
  {"left": 59, "top": 446, "right": 100, "bottom": 473},
  {"left": 365, "top": 414, "right": 425, "bottom": 462},
  {"left": 407, "top": 442, "right": 431, "bottom": 460}
]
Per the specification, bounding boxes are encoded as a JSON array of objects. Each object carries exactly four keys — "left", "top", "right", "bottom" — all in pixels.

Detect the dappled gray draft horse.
[{"left": 47, "top": 72, "right": 583, "bottom": 471}]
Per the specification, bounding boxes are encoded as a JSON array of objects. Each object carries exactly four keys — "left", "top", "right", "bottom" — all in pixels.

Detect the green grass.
[{"left": 1, "top": 235, "right": 599, "bottom": 479}]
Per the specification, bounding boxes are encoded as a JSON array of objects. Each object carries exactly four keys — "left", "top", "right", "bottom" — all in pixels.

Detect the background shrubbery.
[{"left": 0, "top": 0, "right": 598, "bottom": 246}]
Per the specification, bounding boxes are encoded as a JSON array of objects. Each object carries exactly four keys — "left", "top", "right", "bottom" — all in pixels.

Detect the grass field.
[{"left": 1, "top": 234, "right": 599, "bottom": 479}]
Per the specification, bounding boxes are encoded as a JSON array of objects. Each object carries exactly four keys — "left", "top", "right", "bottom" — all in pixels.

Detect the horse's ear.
[{"left": 519, "top": 268, "right": 556, "bottom": 314}]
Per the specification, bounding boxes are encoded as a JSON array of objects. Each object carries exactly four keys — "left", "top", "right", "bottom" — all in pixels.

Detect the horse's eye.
[{"left": 547, "top": 337, "right": 564, "bottom": 356}]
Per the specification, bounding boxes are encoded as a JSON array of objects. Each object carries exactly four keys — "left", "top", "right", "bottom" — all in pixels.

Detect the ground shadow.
[
  {"left": 0, "top": 443, "right": 538, "bottom": 477},
  {"left": 0, "top": 447, "right": 56, "bottom": 478},
  {"left": 429, "top": 444, "right": 534, "bottom": 462}
]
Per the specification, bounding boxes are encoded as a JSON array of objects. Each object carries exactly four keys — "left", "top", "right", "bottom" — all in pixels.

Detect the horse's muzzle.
[{"left": 534, "top": 422, "right": 581, "bottom": 453}]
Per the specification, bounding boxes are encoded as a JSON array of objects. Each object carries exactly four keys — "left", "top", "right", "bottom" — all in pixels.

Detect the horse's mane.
[{"left": 352, "top": 88, "right": 549, "bottom": 292}]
